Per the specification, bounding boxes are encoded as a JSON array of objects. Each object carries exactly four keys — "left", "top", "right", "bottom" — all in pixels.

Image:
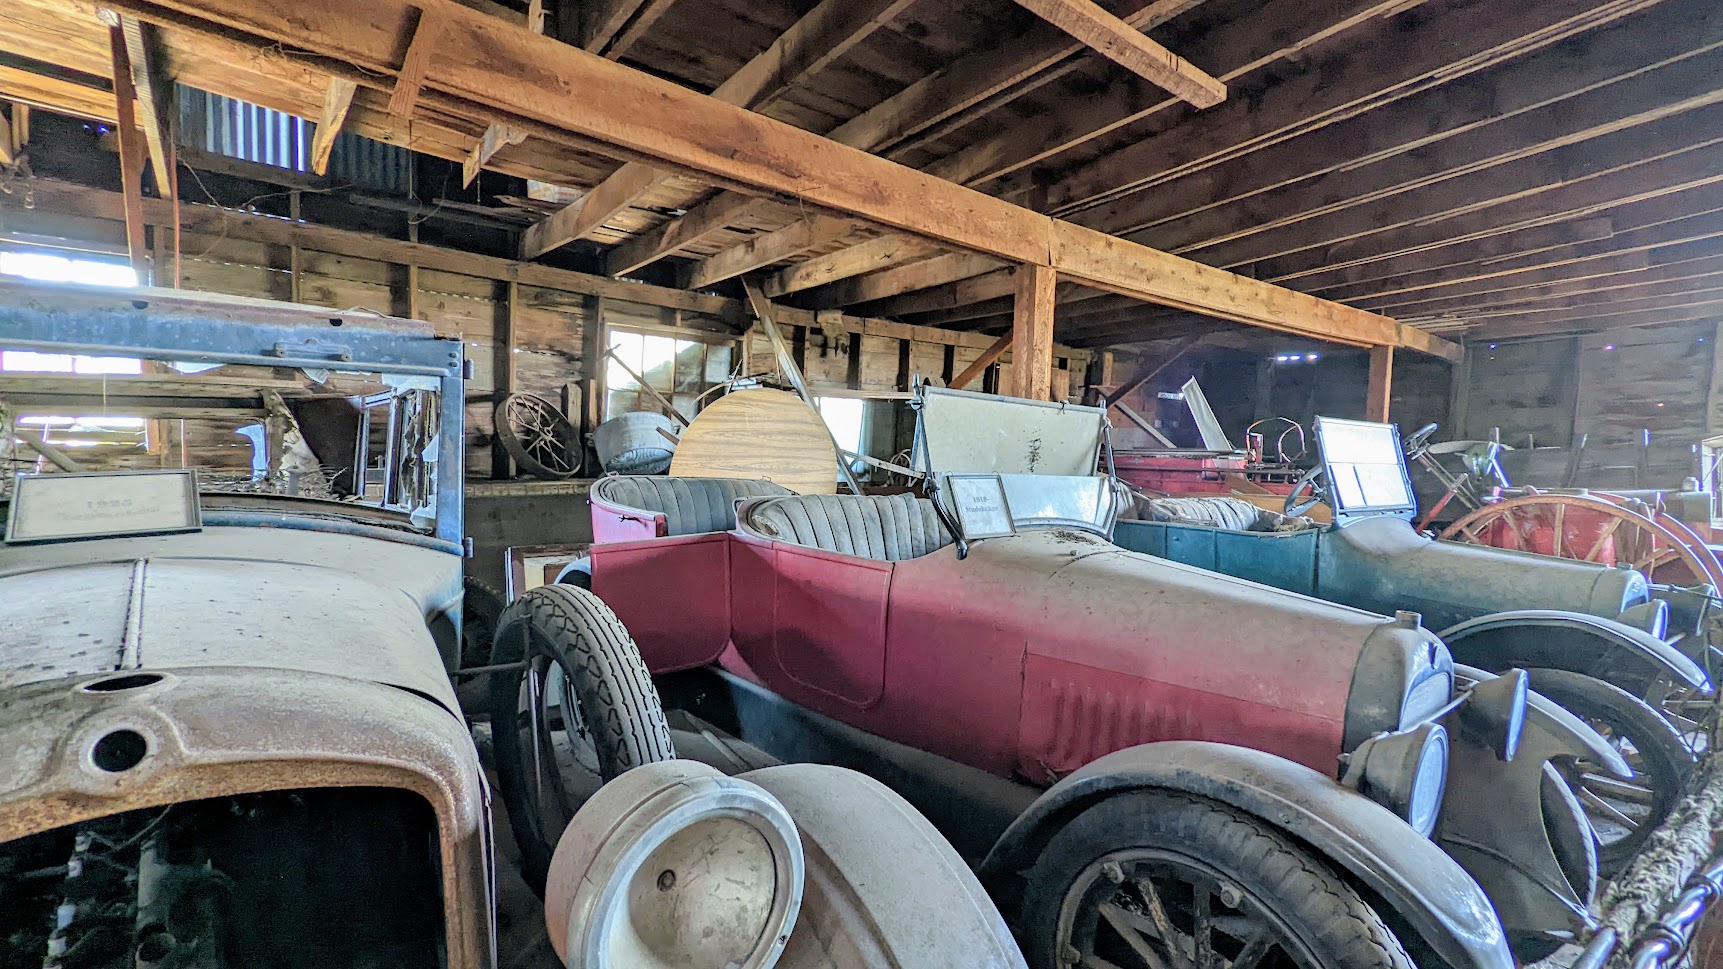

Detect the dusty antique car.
[
  {"left": 1114, "top": 416, "right": 1709, "bottom": 872},
  {"left": 493, "top": 388, "right": 1641, "bottom": 969},
  {"left": 0, "top": 281, "right": 493, "bottom": 969}
]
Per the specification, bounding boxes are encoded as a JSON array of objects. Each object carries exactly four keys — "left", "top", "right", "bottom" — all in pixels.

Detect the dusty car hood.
[
  {"left": 0, "top": 526, "right": 461, "bottom": 713},
  {"left": 959, "top": 529, "right": 1401, "bottom": 723}
]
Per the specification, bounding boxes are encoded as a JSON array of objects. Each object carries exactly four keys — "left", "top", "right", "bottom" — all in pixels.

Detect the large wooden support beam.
[
  {"left": 309, "top": 77, "right": 358, "bottom": 177},
  {"left": 1011, "top": 0, "right": 1224, "bottom": 109},
  {"left": 0, "top": 66, "right": 118, "bottom": 124},
  {"left": 605, "top": 191, "right": 762, "bottom": 276},
  {"left": 102, "top": 0, "right": 1449, "bottom": 356},
  {"left": 525, "top": 0, "right": 915, "bottom": 259},
  {"left": 1011, "top": 265, "right": 1058, "bottom": 400},
  {"left": 1366, "top": 346, "right": 1393, "bottom": 422},
  {"left": 950, "top": 332, "right": 1013, "bottom": 390}
]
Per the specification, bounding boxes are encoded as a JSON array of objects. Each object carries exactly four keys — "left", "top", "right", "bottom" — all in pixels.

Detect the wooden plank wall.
[{"left": 1459, "top": 320, "right": 1717, "bottom": 488}]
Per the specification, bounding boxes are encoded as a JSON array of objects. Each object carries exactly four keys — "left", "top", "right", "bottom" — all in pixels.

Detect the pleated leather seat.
[
  {"left": 741, "top": 493, "right": 952, "bottom": 562},
  {"left": 592, "top": 476, "right": 791, "bottom": 536}
]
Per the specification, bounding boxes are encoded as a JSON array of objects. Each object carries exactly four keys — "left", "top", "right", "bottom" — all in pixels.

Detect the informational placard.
[
  {"left": 944, "top": 474, "right": 1017, "bottom": 540},
  {"left": 6, "top": 470, "right": 202, "bottom": 543}
]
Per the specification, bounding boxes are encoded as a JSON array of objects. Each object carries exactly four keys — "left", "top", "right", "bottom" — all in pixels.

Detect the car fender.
[
  {"left": 978, "top": 741, "right": 1513, "bottom": 969},
  {"left": 1440, "top": 610, "right": 1709, "bottom": 693}
]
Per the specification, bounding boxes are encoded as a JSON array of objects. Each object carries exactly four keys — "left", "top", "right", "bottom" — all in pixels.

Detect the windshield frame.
[{"left": 0, "top": 278, "right": 466, "bottom": 546}]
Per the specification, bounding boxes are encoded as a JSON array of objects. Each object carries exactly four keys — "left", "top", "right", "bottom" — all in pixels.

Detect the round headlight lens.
[{"left": 1406, "top": 726, "right": 1450, "bottom": 836}]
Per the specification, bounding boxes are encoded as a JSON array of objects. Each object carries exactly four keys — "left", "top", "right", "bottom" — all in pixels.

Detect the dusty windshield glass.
[{"left": 0, "top": 352, "right": 445, "bottom": 531}]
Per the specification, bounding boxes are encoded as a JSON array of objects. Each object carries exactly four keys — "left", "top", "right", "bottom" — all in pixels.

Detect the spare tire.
[{"left": 488, "top": 584, "right": 676, "bottom": 891}]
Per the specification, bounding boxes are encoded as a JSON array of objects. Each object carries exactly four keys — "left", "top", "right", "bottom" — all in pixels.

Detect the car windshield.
[
  {"left": 1, "top": 354, "right": 445, "bottom": 531},
  {"left": 0, "top": 279, "right": 464, "bottom": 543}
]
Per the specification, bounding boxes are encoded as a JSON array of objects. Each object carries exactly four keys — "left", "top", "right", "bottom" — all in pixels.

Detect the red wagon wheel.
[
  {"left": 1438, "top": 492, "right": 1723, "bottom": 589},
  {"left": 1589, "top": 492, "right": 1723, "bottom": 589}
]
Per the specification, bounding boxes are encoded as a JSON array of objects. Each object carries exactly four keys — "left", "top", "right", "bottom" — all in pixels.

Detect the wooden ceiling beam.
[
  {"left": 796, "top": 251, "right": 1006, "bottom": 310},
  {"left": 1443, "top": 279, "right": 1723, "bottom": 325},
  {"left": 309, "top": 77, "right": 358, "bottom": 177},
  {"left": 1033, "top": 0, "right": 1664, "bottom": 214},
  {"left": 1386, "top": 251, "right": 1723, "bottom": 319},
  {"left": 1138, "top": 80, "right": 1723, "bottom": 272},
  {"left": 1470, "top": 299, "right": 1723, "bottom": 340},
  {"left": 1326, "top": 208, "right": 1723, "bottom": 307},
  {"left": 1082, "top": 0, "right": 1723, "bottom": 237},
  {"left": 385, "top": 4, "right": 443, "bottom": 119},
  {"left": 1290, "top": 218, "right": 1620, "bottom": 295},
  {"left": 760, "top": 233, "right": 940, "bottom": 297},
  {"left": 684, "top": 215, "right": 854, "bottom": 289},
  {"left": 604, "top": 190, "right": 762, "bottom": 276},
  {"left": 1244, "top": 144, "right": 1723, "bottom": 285},
  {"left": 1010, "top": 0, "right": 1224, "bottom": 109},
  {"left": 580, "top": 0, "right": 678, "bottom": 58},
  {"left": 115, "top": 16, "right": 173, "bottom": 196},
  {"left": 0, "top": 64, "right": 117, "bottom": 124},
  {"left": 593, "top": 0, "right": 1203, "bottom": 276},
  {"left": 100, "top": 0, "right": 1444, "bottom": 355},
  {"left": 523, "top": 0, "right": 916, "bottom": 259}
]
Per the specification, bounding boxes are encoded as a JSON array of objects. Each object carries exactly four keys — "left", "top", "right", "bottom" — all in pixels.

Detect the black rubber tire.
[
  {"left": 461, "top": 577, "right": 506, "bottom": 668},
  {"left": 1021, "top": 790, "right": 1415, "bottom": 969},
  {"left": 488, "top": 584, "right": 676, "bottom": 892},
  {"left": 1526, "top": 668, "right": 1692, "bottom": 877}
]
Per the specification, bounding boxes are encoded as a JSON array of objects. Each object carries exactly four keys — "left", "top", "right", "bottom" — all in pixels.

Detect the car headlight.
[{"left": 1343, "top": 722, "right": 1450, "bottom": 837}]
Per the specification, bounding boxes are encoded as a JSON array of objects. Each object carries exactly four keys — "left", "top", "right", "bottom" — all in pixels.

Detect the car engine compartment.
[{"left": 0, "top": 788, "right": 446, "bottom": 969}]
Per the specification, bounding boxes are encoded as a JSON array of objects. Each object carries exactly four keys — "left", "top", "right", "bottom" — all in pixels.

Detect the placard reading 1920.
[{"left": 5, "top": 470, "right": 203, "bottom": 543}]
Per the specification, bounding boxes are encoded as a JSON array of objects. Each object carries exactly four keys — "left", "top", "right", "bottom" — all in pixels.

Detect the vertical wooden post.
[
  {"left": 107, "top": 26, "right": 149, "bottom": 279},
  {"left": 1446, "top": 345, "right": 1472, "bottom": 438},
  {"left": 1366, "top": 344, "right": 1394, "bottom": 423},
  {"left": 581, "top": 295, "right": 608, "bottom": 438},
  {"left": 491, "top": 280, "right": 518, "bottom": 479},
  {"left": 1010, "top": 263, "right": 1057, "bottom": 400}
]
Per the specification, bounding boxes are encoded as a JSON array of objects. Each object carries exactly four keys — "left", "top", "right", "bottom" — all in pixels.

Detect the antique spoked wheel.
[
  {"left": 1024, "top": 791, "right": 1414, "bottom": 969},
  {"left": 1438, "top": 492, "right": 1723, "bottom": 588},
  {"left": 1525, "top": 670, "right": 1692, "bottom": 876},
  {"left": 495, "top": 393, "right": 583, "bottom": 479}
]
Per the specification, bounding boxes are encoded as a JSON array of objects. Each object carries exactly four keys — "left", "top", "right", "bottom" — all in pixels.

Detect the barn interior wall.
[{"left": 1458, "top": 321, "right": 1720, "bottom": 489}]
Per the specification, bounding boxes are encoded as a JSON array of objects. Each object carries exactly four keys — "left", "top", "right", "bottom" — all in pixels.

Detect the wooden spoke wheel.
[
  {"left": 496, "top": 393, "right": 583, "bottom": 479},
  {"left": 1439, "top": 492, "right": 1723, "bottom": 588}
]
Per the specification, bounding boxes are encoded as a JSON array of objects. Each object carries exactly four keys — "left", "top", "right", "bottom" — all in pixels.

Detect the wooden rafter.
[
  {"left": 387, "top": 4, "right": 444, "bottom": 119},
  {"left": 761, "top": 234, "right": 940, "bottom": 298},
  {"left": 523, "top": 0, "right": 916, "bottom": 259},
  {"left": 309, "top": 77, "right": 357, "bottom": 177},
  {"left": 684, "top": 215, "right": 852, "bottom": 289},
  {"left": 800, "top": 251, "right": 1006, "bottom": 310},
  {"left": 581, "top": 0, "right": 678, "bottom": 58},
  {"left": 1011, "top": 0, "right": 1224, "bottom": 109},
  {"left": 0, "top": 65, "right": 118, "bottom": 124},
  {"left": 105, "top": 22, "right": 148, "bottom": 277},
  {"left": 116, "top": 16, "right": 173, "bottom": 196}
]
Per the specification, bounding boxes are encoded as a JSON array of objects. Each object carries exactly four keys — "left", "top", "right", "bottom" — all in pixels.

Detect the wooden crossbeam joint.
[
  {"left": 462, "top": 122, "right": 528, "bottom": 187},
  {"left": 1010, "top": 0, "right": 1225, "bottom": 109},
  {"left": 116, "top": 16, "right": 175, "bottom": 196},
  {"left": 388, "top": 5, "right": 446, "bottom": 120},
  {"left": 309, "top": 77, "right": 358, "bottom": 177}
]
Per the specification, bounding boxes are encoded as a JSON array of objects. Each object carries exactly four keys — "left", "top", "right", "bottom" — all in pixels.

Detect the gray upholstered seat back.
[
  {"left": 741, "top": 493, "right": 952, "bottom": 561},
  {"left": 593, "top": 476, "right": 791, "bottom": 536}
]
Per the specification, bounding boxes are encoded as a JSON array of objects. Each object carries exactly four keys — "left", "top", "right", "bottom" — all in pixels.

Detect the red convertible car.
[{"left": 492, "top": 389, "right": 1625, "bottom": 969}]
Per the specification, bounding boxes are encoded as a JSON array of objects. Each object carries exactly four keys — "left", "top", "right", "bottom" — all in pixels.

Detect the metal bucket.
[{"left": 594, "top": 412, "right": 676, "bottom": 474}]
